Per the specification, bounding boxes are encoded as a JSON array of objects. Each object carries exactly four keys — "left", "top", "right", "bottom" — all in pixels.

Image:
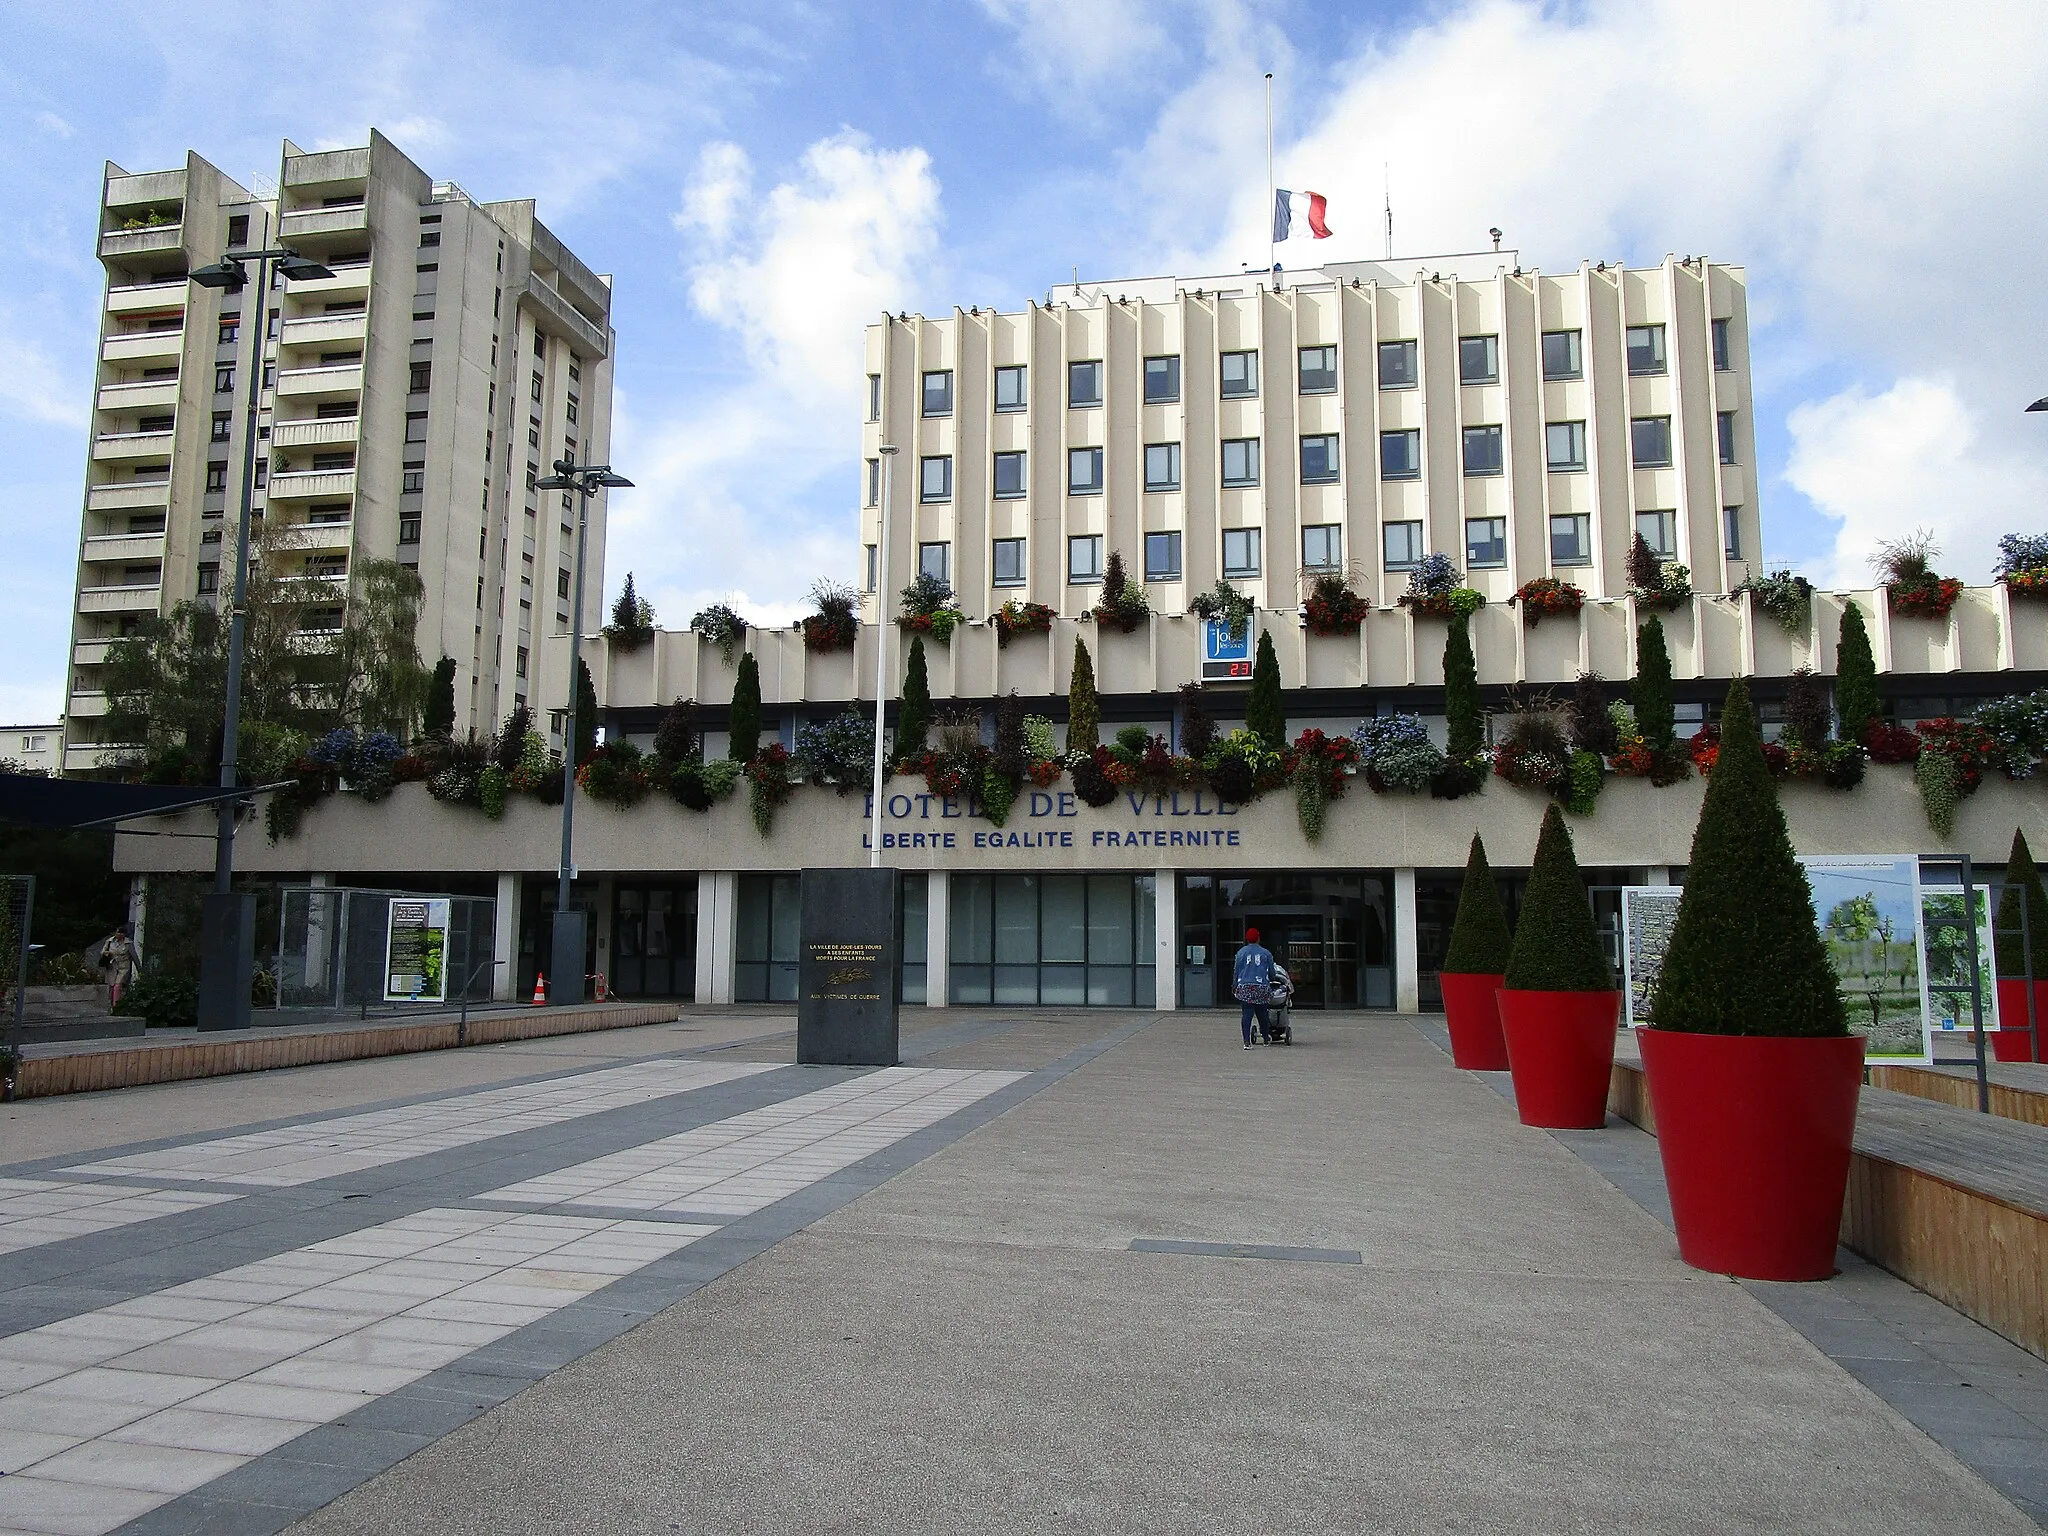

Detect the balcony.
[
  {"left": 63, "top": 741, "right": 121, "bottom": 773},
  {"left": 524, "top": 273, "right": 609, "bottom": 358},
  {"left": 270, "top": 416, "right": 359, "bottom": 449},
  {"left": 66, "top": 692, "right": 110, "bottom": 719},
  {"left": 102, "top": 329, "right": 185, "bottom": 364},
  {"left": 275, "top": 362, "right": 363, "bottom": 401},
  {"left": 96, "top": 379, "right": 180, "bottom": 413},
  {"left": 273, "top": 518, "right": 355, "bottom": 552},
  {"left": 267, "top": 468, "right": 357, "bottom": 501},
  {"left": 289, "top": 263, "right": 372, "bottom": 300},
  {"left": 81, "top": 532, "right": 169, "bottom": 565},
  {"left": 107, "top": 280, "right": 187, "bottom": 317},
  {"left": 78, "top": 584, "right": 163, "bottom": 615},
  {"left": 98, "top": 224, "right": 185, "bottom": 261},
  {"left": 85, "top": 481, "right": 172, "bottom": 513},
  {"left": 72, "top": 638, "right": 114, "bottom": 666},
  {"left": 92, "top": 429, "right": 177, "bottom": 462},
  {"left": 280, "top": 311, "right": 368, "bottom": 349},
  {"left": 279, "top": 203, "right": 369, "bottom": 241}
]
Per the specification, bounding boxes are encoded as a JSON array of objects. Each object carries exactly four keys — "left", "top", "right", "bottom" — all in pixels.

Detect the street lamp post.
[
  {"left": 188, "top": 236, "right": 332, "bottom": 1032},
  {"left": 533, "top": 452, "right": 633, "bottom": 1004},
  {"left": 868, "top": 444, "right": 898, "bottom": 868}
]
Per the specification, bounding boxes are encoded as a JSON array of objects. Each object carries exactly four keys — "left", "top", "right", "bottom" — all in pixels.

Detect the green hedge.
[{"left": 1503, "top": 804, "right": 1612, "bottom": 992}]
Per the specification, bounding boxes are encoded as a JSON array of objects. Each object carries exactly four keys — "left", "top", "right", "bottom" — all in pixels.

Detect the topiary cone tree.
[
  {"left": 1994, "top": 827, "right": 2048, "bottom": 1062},
  {"left": 727, "top": 651, "right": 762, "bottom": 762},
  {"left": 1247, "top": 630, "right": 1285, "bottom": 749},
  {"left": 1440, "top": 833, "right": 1516, "bottom": 1070},
  {"left": 896, "top": 635, "right": 931, "bottom": 764},
  {"left": 1633, "top": 616, "right": 1675, "bottom": 755},
  {"left": 1504, "top": 804, "right": 1613, "bottom": 994},
  {"left": 1067, "top": 636, "right": 1100, "bottom": 753},
  {"left": 424, "top": 657, "right": 457, "bottom": 738},
  {"left": 1835, "top": 600, "right": 1880, "bottom": 746},
  {"left": 1638, "top": 674, "right": 1863, "bottom": 1283},
  {"left": 1444, "top": 614, "right": 1483, "bottom": 759},
  {"left": 573, "top": 657, "right": 599, "bottom": 767}
]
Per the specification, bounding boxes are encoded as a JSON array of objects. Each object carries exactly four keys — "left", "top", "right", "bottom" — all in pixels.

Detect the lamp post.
[
  {"left": 533, "top": 451, "right": 633, "bottom": 1004},
  {"left": 187, "top": 237, "right": 332, "bottom": 1031},
  {"left": 867, "top": 444, "right": 898, "bottom": 868}
]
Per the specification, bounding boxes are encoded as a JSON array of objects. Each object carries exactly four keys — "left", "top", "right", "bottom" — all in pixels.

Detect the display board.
[
  {"left": 1918, "top": 877, "right": 1997, "bottom": 1040},
  {"left": 383, "top": 897, "right": 451, "bottom": 1003},
  {"left": 1620, "top": 886, "right": 1683, "bottom": 1029},
  {"left": 796, "top": 867, "right": 900, "bottom": 1066},
  {"left": 1200, "top": 616, "right": 1253, "bottom": 682}
]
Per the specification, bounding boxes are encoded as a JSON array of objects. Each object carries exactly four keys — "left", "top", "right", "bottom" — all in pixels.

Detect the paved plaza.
[{"left": 0, "top": 1008, "right": 2042, "bottom": 1534}]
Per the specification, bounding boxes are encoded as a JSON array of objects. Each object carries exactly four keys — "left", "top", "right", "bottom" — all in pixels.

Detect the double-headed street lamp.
[
  {"left": 534, "top": 451, "right": 633, "bottom": 1004},
  {"left": 188, "top": 240, "right": 332, "bottom": 1032}
]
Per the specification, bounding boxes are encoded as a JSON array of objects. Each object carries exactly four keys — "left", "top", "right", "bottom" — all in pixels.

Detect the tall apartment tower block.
[
  {"left": 859, "top": 251, "right": 1753, "bottom": 622},
  {"left": 65, "top": 130, "right": 615, "bottom": 770}
]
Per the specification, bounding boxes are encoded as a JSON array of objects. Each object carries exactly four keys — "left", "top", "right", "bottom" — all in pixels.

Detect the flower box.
[
  {"left": 1887, "top": 574, "right": 1962, "bottom": 621},
  {"left": 1508, "top": 578, "right": 1586, "bottom": 627}
]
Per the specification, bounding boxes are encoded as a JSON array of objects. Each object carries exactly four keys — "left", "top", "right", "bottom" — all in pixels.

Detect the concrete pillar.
[
  {"left": 127, "top": 875, "right": 148, "bottom": 966},
  {"left": 1153, "top": 869, "right": 1177, "bottom": 1010},
  {"left": 594, "top": 875, "right": 616, "bottom": 995},
  {"left": 492, "top": 874, "right": 519, "bottom": 1002},
  {"left": 303, "top": 874, "right": 336, "bottom": 1001},
  {"left": 925, "top": 870, "right": 950, "bottom": 1008},
  {"left": 695, "top": 872, "right": 736, "bottom": 1004},
  {"left": 1645, "top": 866, "right": 1674, "bottom": 887},
  {"left": 1395, "top": 867, "right": 1421, "bottom": 1013}
]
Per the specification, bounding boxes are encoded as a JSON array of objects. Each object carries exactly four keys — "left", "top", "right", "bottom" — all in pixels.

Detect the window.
[
  {"left": 565, "top": 393, "right": 578, "bottom": 424},
  {"left": 261, "top": 362, "right": 275, "bottom": 389},
  {"left": 1636, "top": 510, "right": 1677, "bottom": 558},
  {"left": 227, "top": 214, "right": 248, "bottom": 246},
  {"left": 1723, "top": 505, "right": 1744, "bottom": 560},
  {"left": 557, "top": 568, "right": 572, "bottom": 599},
  {"left": 1068, "top": 360, "right": 1103, "bottom": 407},
  {"left": 922, "top": 370, "right": 953, "bottom": 417},
  {"left": 218, "top": 321, "right": 238, "bottom": 346},
  {"left": 994, "top": 365, "right": 1027, "bottom": 412},
  {"left": 994, "top": 450, "right": 1027, "bottom": 498},
  {"left": 1378, "top": 429, "right": 1419, "bottom": 481},
  {"left": 403, "top": 466, "right": 425, "bottom": 493},
  {"left": 1717, "top": 410, "right": 1737, "bottom": 465},
  {"left": 399, "top": 517, "right": 421, "bottom": 544},
  {"left": 1144, "top": 355, "right": 1180, "bottom": 403},
  {"left": 1545, "top": 420, "right": 1586, "bottom": 471},
  {"left": 1458, "top": 335, "right": 1499, "bottom": 384},
  {"left": 1712, "top": 318, "right": 1731, "bottom": 371},
  {"left": 516, "top": 646, "right": 528, "bottom": 679},
  {"left": 1298, "top": 345, "right": 1337, "bottom": 394},
  {"left": 214, "top": 366, "right": 234, "bottom": 393},
  {"left": 919, "top": 542, "right": 951, "bottom": 584},
  {"left": 1221, "top": 437, "right": 1260, "bottom": 487},
  {"left": 1462, "top": 426, "right": 1503, "bottom": 476},
  {"left": 1300, "top": 434, "right": 1340, "bottom": 484},
  {"left": 865, "top": 457, "right": 881, "bottom": 507},
  {"left": 867, "top": 373, "right": 882, "bottom": 421},
  {"left": 316, "top": 400, "right": 357, "bottom": 419},
  {"left": 920, "top": 454, "right": 952, "bottom": 502},
  {"left": 205, "top": 462, "right": 229, "bottom": 493},
  {"left": 1550, "top": 513, "right": 1592, "bottom": 565},
  {"left": 992, "top": 537, "right": 1026, "bottom": 587},
  {"left": 196, "top": 564, "right": 219, "bottom": 596},
  {"left": 1068, "top": 446, "right": 1103, "bottom": 495},
  {"left": 1378, "top": 340, "right": 1418, "bottom": 389},
  {"left": 211, "top": 411, "right": 231, "bottom": 442},
  {"left": 1631, "top": 415, "right": 1672, "bottom": 467},
  {"left": 419, "top": 230, "right": 440, "bottom": 249},
  {"left": 1144, "top": 531, "right": 1183, "bottom": 582},
  {"left": 1219, "top": 350, "right": 1258, "bottom": 399},
  {"left": 865, "top": 544, "right": 878, "bottom": 592},
  {"left": 528, "top": 421, "right": 540, "bottom": 448},
  {"left": 532, "top": 371, "right": 544, "bottom": 402},
  {"left": 1626, "top": 324, "right": 1667, "bottom": 375},
  {"left": 139, "top": 414, "right": 174, "bottom": 434},
  {"left": 1222, "top": 528, "right": 1261, "bottom": 577},
  {"left": 310, "top": 452, "right": 354, "bottom": 471},
  {"left": 1068, "top": 534, "right": 1104, "bottom": 583},
  {"left": 1466, "top": 516, "right": 1508, "bottom": 569},
  {"left": 1383, "top": 521, "right": 1424, "bottom": 571},
  {"left": 1541, "top": 329, "right": 1582, "bottom": 381},
  {"left": 1144, "top": 442, "right": 1180, "bottom": 492},
  {"left": 1301, "top": 525, "right": 1342, "bottom": 572},
  {"left": 409, "top": 362, "right": 431, "bottom": 394},
  {"left": 253, "top": 459, "right": 267, "bottom": 488},
  {"left": 405, "top": 411, "right": 429, "bottom": 444}
]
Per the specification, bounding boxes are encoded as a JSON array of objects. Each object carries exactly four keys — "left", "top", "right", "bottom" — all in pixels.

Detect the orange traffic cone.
[{"left": 531, "top": 972, "right": 547, "bottom": 1005}]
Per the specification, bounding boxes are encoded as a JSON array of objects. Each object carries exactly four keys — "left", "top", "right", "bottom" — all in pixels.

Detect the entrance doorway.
[
  {"left": 611, "top": 881, "right": 697, "bottom": 999},
  {"left": 1179, "top": 872, "right": 1394, "bottom": 1009}
]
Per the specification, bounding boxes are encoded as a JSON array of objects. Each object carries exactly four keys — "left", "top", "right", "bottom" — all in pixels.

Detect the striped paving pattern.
[{"left": 0, "top": 1181, "right": 240, "bottom": 1259}]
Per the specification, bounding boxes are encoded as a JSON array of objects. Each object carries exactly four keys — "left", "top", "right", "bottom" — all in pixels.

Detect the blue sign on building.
[{"left": 1200, "top": 616, "right": 1253, "bottom": 682}]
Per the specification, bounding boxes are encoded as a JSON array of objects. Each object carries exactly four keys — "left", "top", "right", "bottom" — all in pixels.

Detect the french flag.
[{"left": 1273, "top": 188, "right": 1332, "bottom": 241}]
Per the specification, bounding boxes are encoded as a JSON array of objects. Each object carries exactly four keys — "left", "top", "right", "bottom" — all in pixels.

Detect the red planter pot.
[
  {"left": 1639, "top": 1029, "right": 1865, "bottom": 1282},
  {"left": 1994, "top": 978, "right": 2047, "bottom": 1063},
  {"left": 1439, "top": 972, "right": 1509, "bottom": 1070},
  {"left": 1496, "top": 989, "right": 1620, "bottom": 1128}
]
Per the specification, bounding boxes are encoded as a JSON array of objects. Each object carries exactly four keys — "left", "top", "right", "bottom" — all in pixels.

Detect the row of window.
[
  {"left": 892, "top": 411, "right": 1737, "bottom": 506},
  {"left": 887, "top": 320, "right": 1734, "bottom": 421},
  {"left": 892, "top": 506, "right": 1743, "bottom": 595}
]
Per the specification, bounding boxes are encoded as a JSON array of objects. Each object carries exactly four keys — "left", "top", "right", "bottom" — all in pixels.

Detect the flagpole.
[{"left": 1265, "top": 72, "right": 1274, "bottom": 288}]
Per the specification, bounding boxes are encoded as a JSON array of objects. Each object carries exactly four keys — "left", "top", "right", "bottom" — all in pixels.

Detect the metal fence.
[{"left": 276, "top": 886, "right": 496, "bottom": 1013}]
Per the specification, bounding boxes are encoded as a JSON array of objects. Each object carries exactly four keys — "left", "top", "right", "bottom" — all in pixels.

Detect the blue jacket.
[{"left": 1233, "top": 942, "right": 1275, "bottom": 994}]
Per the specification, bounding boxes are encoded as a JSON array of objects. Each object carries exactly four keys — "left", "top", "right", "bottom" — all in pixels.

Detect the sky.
[{"left": 2, "top": 0, "right": 2044, "bottom": 725}]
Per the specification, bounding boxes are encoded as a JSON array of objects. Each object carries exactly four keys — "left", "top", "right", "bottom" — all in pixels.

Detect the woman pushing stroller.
[{"left": 1230, "top": 928, "right": 1293, "bottom": 1047}]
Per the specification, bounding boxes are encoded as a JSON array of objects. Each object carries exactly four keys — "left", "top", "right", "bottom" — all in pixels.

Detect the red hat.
[{"left": 1245, "top": 927, "right": 1260, "bottom": 944}]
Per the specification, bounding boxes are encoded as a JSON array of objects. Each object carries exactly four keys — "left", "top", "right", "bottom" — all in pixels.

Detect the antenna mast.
[{"left": 1383, "top": 164, "right": 1393, "bottom": 261}]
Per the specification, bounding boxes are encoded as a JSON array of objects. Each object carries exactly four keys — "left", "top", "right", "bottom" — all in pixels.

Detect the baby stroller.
[{"left": 1260, "top": 965, "right": 1295, "bottom": 1045}]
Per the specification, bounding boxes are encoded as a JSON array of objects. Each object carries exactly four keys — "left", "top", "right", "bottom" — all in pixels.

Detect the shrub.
[
  {"left": 896, "top": 636, "right": 931, "bottom": 765},
  {"left": 478, "top": 764, "right": 508, "bottom": 820},
  {"left": 1444, "top": 615, "right": 1483, "bottom": 760},
  {"left": 1996, "top": 829, "right": 2048, "bottom": 981},
  {"left": 746, "top": 744, "right": 796, "bottom": 835},
  {"left": 1283, "top": 728, "right": 1358, "bottom": 843},
  {"left": 1503, "top": 804, "right": 1613, "bottom": 992},
  {"left": 1092, "top": 551, "right": 1151, "bottom": 632},
  {"left": 795, "top": 709, "right": 875, "bottom": 791},
  {"left": 1022, "top": 713, "right": 1059, "bottom": 764},
  {"left": 653, "top": 698, "right": 698, "bottom": 764},
  {"left": 801, "top": 583, "right": 858, "bottom": 653},
  {"left": 690, "top": 603, "right": 748, "bottom": 664},
  {"left": 1835, "top": 601, "right": 1880, "bottom": 746},
  {"left": 1443, "top": 834, "right": 1514, "bottom": 974},
  {"left": 1783, "top": 667, "right": 1831, "bottom": 752},
  {"left": 424, "top": 657, "right": 457, "bottom": 737},
  {"left": 980, "top": 764, "right": 1017, "bottom": 827},
  {"left": 993, "top": 600, "right": 1056, "bottom": 645},
  {"left": 1067, "top": 638, "right": 1100, "bottom": 753},
  {"left": 727, "top": 652, "right": 762, "bottom": 762},
  {"left": 1189, "top": 579, "right": 1253, "bottom": 642},
  {"left": 1651, "top": 676, "right": 1847, "bottom": 1037},
  {"left": 1971, "top": 690, "right": 2048, "bottom": 779},
  {"left": 1177, "top": 682, "right": 1216, "bottom": 761},
  {"left": 603, "top": 571, "right": 655, "bottom": 650},
  {"left": 1207, "top": 753, "right": 1254, "bottom": 805},
  {"left": 1570, "top": 673, "right": 1617, "bottom": 756},
  {"left": 1916, "top": 751, "right": 1965, "bottom": 838},
  {"left": 1071, "top": 751, "right": 1118, "bottom": 806},
  {"left": 1566, "top": 749, "right": 1605, "bottom": 815},
  {"left": 1736, "top": 569, "right": 1813, "bottom": 633},
  {"left": 1633, "top": 617, "right": 1675, "bottom": 754},
  {"left": 1354, "top": 715, "right": 1445, "bottom": 794},
  {"left": 576, "top": 742, "right": 651, "bottom": 809},
  {"left": 1864, "top": 721, "right": 1922, "bottom": 764},
  {"left": 119, "top": 970, "right": 199, "bottom": 1030},
  {"left": 1246, "top": 632, "right": 1285, "bottom": 749},
  {"left": 1510, "top": 577, "right": 1585, "bottom": 626},
  {"left": 1304, "top": 574, "right": 1371, "bottom": 635},
  {"left": 992, "top": 693, "right": 1027, "bottom": 781}
]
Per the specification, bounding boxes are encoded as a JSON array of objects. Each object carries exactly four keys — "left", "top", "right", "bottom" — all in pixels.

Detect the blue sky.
[{"left": 3, "top": 0, "right": 2044, "bottom": 724}]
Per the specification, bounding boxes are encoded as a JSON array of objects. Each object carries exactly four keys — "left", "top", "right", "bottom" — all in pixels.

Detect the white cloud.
[
  {"left": 0, "top": 322, "right": 86, "bottom": 429},
  {"left": 603, "top": 131, "right": 945, "bottom": 640},
  {"left": 34, "top": 111, "right": 72, "bottom": 138},
  {"left": 978, "top": 0, "right": 1172, "bottom": 104},
  {"left": 1786, "top": 378, "right": 2048, "bottom": 589}
]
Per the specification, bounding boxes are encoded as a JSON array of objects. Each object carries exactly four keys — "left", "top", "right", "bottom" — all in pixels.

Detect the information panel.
[
  {"left": 1200, "top": 616, "right": 1253, "bottom": 682},
  {"left": 383, "top": 897, "right": 451, "bottom": 1003},
  {"left": 796, "top": 868, "right": 900, "bottom": 1066}
]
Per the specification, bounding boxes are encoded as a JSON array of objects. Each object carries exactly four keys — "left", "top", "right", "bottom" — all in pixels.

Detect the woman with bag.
[
  {"left": 97, "top": 926, "right": 136, "bottom": 1009},
  {"left": 1232, "top": 927, "right": 1277, "bottom": 1048}
]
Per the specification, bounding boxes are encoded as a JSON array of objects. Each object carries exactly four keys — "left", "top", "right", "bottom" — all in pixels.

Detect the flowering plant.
[
  {"left": 802, "top": 582, "right": 859, "bottom": 653},
  {"left": 1970, "top": 689, "right": 2048, "bottom": 778},
  {"left": 690, "top": 603, "right": 748, "bottom": 664},
  {"left": 1995, "top": 533, "right": 2048, "bottom": 601},
  {"left": 1862, "top": 721, "right": 1922, "bottom": 764},
  {"left": 1282, "top": 728, "right": 1358, "bottom": 841},
  {"left": 1189, "top": 579, "right": 1254, "bottom": 643},
  {"left": 1303, "top": 574, "right": 1371, "bottom": 635},
  {"left": 1091, "top": 551, "right": 1152, "bottom": 633},
  {"left": 897, "top": 573, "right": 963, "bottom": 643},
  {"left": 1626, "top": 533, "right": 1692, "bottom": 611},
  {"left": 1734, "top": 569, "right": 1812, "bottom": 633},
  {"left": 1353, "top": 715, "right": 1446, "bottom": 793},
  {"left": 1397, "top": 553, "right": 1484, "bottom": 619},
  {"left": 744, "top": 743, "right": 797, "bottom": 835},
  {"left": 1508, "top": 577, "right": 1586, "bottom": 627},
  {"left": 1874, "top": 530, "right": 1962, "bottom": 621},
  {"left": 994, "top": 600, "right": 1057, "bottom": 645}
]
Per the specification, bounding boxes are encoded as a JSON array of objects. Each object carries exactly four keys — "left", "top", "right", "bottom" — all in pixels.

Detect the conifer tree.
[
  {"left": 1504, "top": 804, "right": 1614, "bottom": 992},
  {"left": 573, "top": 658, "right": 599, "bottom": 766},
  {"left": 1067, "top": 637, "right": 1100, "bottom": 753},
  {"left": 1443, "top": 834, "right": 1514, "bottom": 975},
  {"left": 1650, "top": 676, "right": 1847, "bottom": 1036},
  {"left": 896, "top": 636, "right": 931, "bottom": 764},
  {"left": 653, "top": 697, "right": 698, "bottom": 764},
  {"left": 726, "top": 652, "right": 761, "bottom": 762},
  {"left": 1835, "top": 600, "right": 1880, "bottom": 745},
  {"left": 1444, "top": 615, "right": 1483, "bottom": 759},
  {"left": 1633, "top": 616, "right": 1675, "bottom": 753},
  {"left": 1996, "top": 828, "right": 2048, "bottom": 982},
  {"left": 1246, "top": 631, "right": 1286, "bottom": 749},
  {"left": 423, "top": 657, "right": 457, "bottom": 738}
]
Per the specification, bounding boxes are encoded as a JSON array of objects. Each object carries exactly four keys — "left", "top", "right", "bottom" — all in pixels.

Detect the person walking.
[
  {"left": 97, "top": 926, "right": 135, "bottom": 1010},
  {"left": 1232, "top": 927, "right": 1277, "bottom": 1048}
]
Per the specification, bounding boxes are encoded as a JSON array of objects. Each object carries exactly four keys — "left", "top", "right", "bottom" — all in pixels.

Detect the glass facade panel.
[
  {"left": 994, "top": 876, "right": 1039, "bottom": 963},
  {"left": 940, "top": 873, "right": 1153, "bottom": 1006},
  {"left": 735, "top": 873, "right": 800, "bottom": 1002},
  {"left": 1041, "top": 876, "right": 1087, "bottom": 962},
  {"left": 899, "top": 873, "right": 927, "bottom": 1004}
]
